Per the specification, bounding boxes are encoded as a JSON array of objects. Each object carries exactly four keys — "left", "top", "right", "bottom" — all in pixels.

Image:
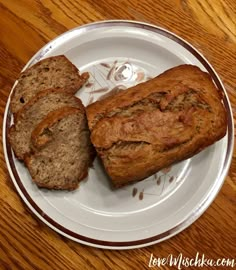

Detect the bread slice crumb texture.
[
  {"left": 10, "top": 55, "right": 89, "bottom": 114},
  {"left": 25, "top": 107, "right": 94, "bottom": 190},
  {"left": 8, "top": 88, "right": 84, "bottom": 160}
]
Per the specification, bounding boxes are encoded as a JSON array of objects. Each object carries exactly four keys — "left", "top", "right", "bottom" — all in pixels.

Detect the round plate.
[{"left": 3, "top": 20, "right": 234, "bottom": 249}]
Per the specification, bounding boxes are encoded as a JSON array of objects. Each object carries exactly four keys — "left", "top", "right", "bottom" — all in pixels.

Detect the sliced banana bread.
[
  {"left": 8, "top": 88, "right": 84, "bottom": 160},
  {"left": 25, "top": 107, "right": 95, "bottom": 190},
  {"left": 86, "top": 64, "right": 227, "bottom": 188},
  {"left": 10, "top": 55, "right": 89, "bottom": 114}
]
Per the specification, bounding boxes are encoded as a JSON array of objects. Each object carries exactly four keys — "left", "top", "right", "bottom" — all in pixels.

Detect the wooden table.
[{"left": 0, "top": 1, "right": 235, "bottom": 269}]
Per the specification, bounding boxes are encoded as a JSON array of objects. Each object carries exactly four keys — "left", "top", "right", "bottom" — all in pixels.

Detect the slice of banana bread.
[
  {"left": 8, "top": 88, "right": 84, "bottom": 160},
  {"left": 25, "top": 107, "right": 95, "bottom": 190},
  {"left": 10, "top": 55, "right": 89, "bottom": 114},
  {"left": 86, "top": 64, "right": 227, "bottom": 188}
]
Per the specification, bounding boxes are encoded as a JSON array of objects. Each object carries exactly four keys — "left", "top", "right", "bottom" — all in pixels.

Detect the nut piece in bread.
[
  {"left": 25, "top": 107, "right": 95, "bottom": 190},
  {"left": 86, "top": 64, "right": 227, "bottom": 188},
  {"left": 10, "top": 55, "right": 89, "bottom": 114},
  {"left": 8, "top": 88, "right": 84, "bottom": 160}
]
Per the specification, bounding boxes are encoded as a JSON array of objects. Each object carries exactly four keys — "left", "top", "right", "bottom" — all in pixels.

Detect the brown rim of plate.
[{"left": 4, "top": 20, "right": 234, "bottom": 249}]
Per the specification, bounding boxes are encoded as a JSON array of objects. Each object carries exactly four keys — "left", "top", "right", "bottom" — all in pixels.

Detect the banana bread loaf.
[{"left": 86, "top": 65, "right": 227, "bottom": 188}]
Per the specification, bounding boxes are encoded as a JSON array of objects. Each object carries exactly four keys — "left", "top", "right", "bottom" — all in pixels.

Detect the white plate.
[{"left": 3, "top": 20, "right": 234, "bottom": 249}]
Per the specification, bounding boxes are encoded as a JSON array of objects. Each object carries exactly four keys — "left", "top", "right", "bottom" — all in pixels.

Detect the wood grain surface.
[{"left": 0, "top": 0, "right": 235, "bottom": 269}]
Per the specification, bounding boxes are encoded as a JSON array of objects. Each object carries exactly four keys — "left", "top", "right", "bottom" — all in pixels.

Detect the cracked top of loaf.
[{"left": 86, "top": 64, "right": 227, "bottom": 188}]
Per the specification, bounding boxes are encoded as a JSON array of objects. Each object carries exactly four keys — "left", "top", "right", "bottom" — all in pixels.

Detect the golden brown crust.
[
  {"left": 86, "top": 64, "right": 227, "bottom": 188},
  {"left": 86, "top": 65, "right": 224, "bottom": 127}
]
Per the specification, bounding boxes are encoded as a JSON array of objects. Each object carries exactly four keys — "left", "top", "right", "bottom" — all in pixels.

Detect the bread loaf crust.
[{"left": 86, "top": 65, "right": 227, "bottom": 188}]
